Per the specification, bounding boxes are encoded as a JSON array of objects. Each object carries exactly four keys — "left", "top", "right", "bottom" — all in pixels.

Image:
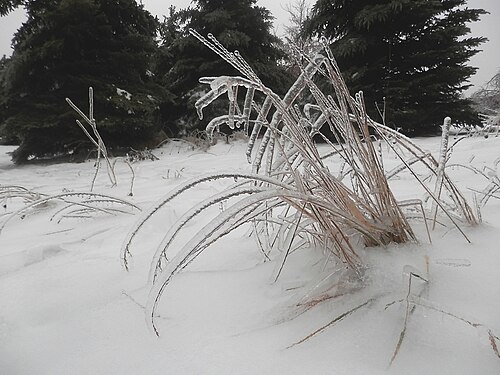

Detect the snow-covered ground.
[{"left": 1, "top": 136, "right": 499, "bottom": 374}]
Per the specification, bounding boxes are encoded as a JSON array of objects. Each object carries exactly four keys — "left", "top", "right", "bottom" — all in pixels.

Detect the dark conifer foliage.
[
  {"left": 155, "top": 0, "right": 292, "bottom": 134},
  {"left": 305, "top": 0, "right": 487, "bottom": 134},
  {"left": 0, "top": 0, "right": 24, "bottom": 16},
  {"left": 0, "top": 56, "right": 10, "bottom": 127},
  {"left": 0, "top": 0, "right": 172, "bottom": 163}
]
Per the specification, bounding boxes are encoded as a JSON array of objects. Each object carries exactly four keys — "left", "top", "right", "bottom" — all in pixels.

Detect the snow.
[
  {"left": 116, "top": 87, "right": 132, "bottom": 100},
  {"left": 1, "top": 136, "right": 500, "bottom": 374}
]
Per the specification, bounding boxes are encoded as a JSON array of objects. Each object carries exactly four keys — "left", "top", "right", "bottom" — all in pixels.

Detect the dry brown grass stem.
[
  {"left": 286, "top": 298, "right": 376, "bottom": 349},
  {"left": 489, "top": 331, "right": 500, "bottom": 358},
  {"left": 389, "top": 271, "right": 428, "bottom": 366},
  {"left": 385, "top": 279, "right": 500, "bottom": 364}
]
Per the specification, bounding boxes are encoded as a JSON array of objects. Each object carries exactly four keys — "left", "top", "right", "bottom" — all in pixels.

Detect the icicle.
[
  {"left": 195, "top": 84, "right": 228, "bottom": 120},
  {"left": 197, "top": 76, "right": 257, "bottom": 122}
]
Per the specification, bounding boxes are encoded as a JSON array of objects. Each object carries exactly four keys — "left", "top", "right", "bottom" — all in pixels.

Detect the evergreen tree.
[
  {"left": 155, "top": 0, "right": 292, "bottom": 135},
  {"left": 151, "top": 6, "right": 187, "bottom": 137},
  {"left": 305, "top": 0, "right": 487, "bottom": 134},
  {"left": 0, "top": 0, "right": 172, "bottom": 163},
  {"left": 282, "top": 0, "right": 320, "bottom": 76},
  {"left": 0, "top": 0, "right": 24, "bottom": 16},
  {"left": 0, "top": 55, "right": 10, "bottom": 138}
]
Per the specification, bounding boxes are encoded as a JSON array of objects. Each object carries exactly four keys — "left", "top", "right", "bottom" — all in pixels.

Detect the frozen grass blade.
[
  {"left": 287, "top": 298, "right": 376, "bottom": 349},
  {"left": 0, "top": 191, "right": 140, "bottom": 235},
  {"left": 121, "top": 172, "right": 295, "bottom": 269},
  {"left": 66, "top": 88, "right": 117, "bottom": 189}
]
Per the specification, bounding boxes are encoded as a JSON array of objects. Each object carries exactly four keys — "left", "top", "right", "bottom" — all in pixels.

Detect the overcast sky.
[{"left": 0, "top": 0, "right": 498, "bottom": 92}]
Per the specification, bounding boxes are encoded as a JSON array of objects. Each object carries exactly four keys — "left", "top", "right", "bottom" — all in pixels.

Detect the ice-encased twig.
[
  {"left": 247, "top": 96, "right": 272, "bottom": 163},
  {"left": 66, "top": 87, "right": 117, "bottom": 189},
  {"left": 431, "top": 117, "right": 452, "bottom": 229},
  {"left": 0, "top": 192, "right": 140, "bottom": 235},
  {"left": 121, "top": 172, "right": 296, "bottom": 269},
  {"left": 206, "top": 115, "right": 245, "bottom": 139},
  {"left": 195, "top": 83, "right": 227, "bottom": 120},
  {"left": 196, "top": 76, "right": 258, "bottom": 121},
  {"left": 252, "top": 54, "right": 327, "bottom": 172},
  {"left": 148, "top": 186, "right": 268, "bottom": 283},
  {"left": 242, "top": 87, "right": 255, "bottom": 134}
]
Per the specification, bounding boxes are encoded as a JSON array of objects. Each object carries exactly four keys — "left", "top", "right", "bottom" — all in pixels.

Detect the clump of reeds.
[{"left": 122, "top": 31, "right": 476, "bottom": 335}]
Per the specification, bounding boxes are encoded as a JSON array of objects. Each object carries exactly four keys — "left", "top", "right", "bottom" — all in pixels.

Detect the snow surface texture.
[{"left": 1, "top": 137, "right": 499, "bottom": 374}]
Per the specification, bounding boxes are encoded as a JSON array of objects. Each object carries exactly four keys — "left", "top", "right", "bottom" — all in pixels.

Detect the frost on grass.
[
  {"left": 67, "top": 87, "right": 137, "bottom": 196},
  {"left": 123, "top": 31, "right": 478, "bottom": 338},
  {"left": 0, "top": 187, "right": 140, "bottom": 235}
]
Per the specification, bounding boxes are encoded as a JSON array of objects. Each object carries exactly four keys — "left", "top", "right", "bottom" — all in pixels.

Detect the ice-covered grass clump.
[{"left": 123, "top": 31, "right": 478, "bottom": 338}]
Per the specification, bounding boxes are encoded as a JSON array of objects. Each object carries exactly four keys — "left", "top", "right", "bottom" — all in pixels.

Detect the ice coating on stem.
[
  {"left": 242, "top": 87, "right": 255, "bottom": 134},
  {"left": 304, "top": 103, "right": 321, "bottom": 120},
  {"left": 431, "top": 116, "right": 452, "bottom": 228},
  {"left": 120, "top": 171, "right": 295, "bottom": 268},
  {"left": 206, "top": 115, "right": 245, "bottom": 138},
  {"left": 247, "top": 96, "right": 272, "bottom": 163},
  {"left": 227, "top": 86, "right": 237, "bottom": 129},
  {"left": 195, "top": 84, "right": 227, "bottom": 120},
  {"left": 196, "top": 76, "right": 258, "bottom": 121},
  {"left": 149, "top": 186, "right": 266, "bottom": 283},
  {"left": 252, "top": 54, "right": 327, "bottom": 174}
]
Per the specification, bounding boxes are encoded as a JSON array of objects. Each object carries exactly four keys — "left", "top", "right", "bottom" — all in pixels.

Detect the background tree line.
[{"left": 0, "top": 0, "right": 489, "bottom": 163}]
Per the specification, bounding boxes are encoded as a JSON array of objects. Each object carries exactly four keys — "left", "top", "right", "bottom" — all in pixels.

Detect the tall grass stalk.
[{"left": 66, "top": 87, "right": 117, "bottom": 190}]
